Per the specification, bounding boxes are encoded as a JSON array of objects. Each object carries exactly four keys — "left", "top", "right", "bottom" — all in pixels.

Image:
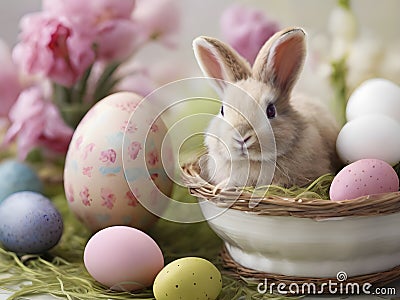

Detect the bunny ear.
[
  {"left": 252, "top": 28, "right": 306, "bottom": 97},
  {"left": 193, "top": 36, "right": 251, "bottom": 96}
]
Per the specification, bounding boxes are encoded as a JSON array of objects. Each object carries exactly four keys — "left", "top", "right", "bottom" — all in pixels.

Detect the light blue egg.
[
  {"left": 0, "top": 160, "right": 43, "bottom": 203},
  {"left": 0, "top": 191, "right": 63, "bottom": 254}
]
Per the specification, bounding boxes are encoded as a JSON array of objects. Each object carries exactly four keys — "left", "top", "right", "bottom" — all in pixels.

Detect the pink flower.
[
  {"left": 220, "top": 4, "right": 279, "bottom": 64},
  {"left": 132, "top": 0, "right": 180, "bottom": 48},
  {"left": 66, "top": 184, "right": 75, "bottom": 203},
  {"left": 96, "top": 19, "right": 139, "bottom": 61},
  {"left": 128, "top": 141, "right": 142, "bottom": 160},
  {"left": 126, "top": 189, "right": 139, "bottom": 207},
  {"left": 150, "top": 122, "right": 159, "bottom": 133},
  {"left": 115, "top": 101, "right": 138, "bottom": 113},
  {"left": 80, "top": 186, "right": 91, "bottom": 206},
  {"left": 115, "top": 66, "right": 157, "bottom": 97},
  {"left": 43, "top": 0, "right": 139, "bottom": 61},
  {"left": 75, "top": 136, "right": 83, "bottom": 150},
  {"left": 150, "top": 173, "right": 159, "bottom": 181},
  {"left": 121, "top": 120, "right": 138, "bottom": 133},
  {"left": 99, "top": 149, "right": 117, "bottom": 163},
  {"left": 147, "top": 149, "right": 159, "bottom": 166},
  {"left": 43, "top": 0, "right": 135, "bottom": 25},
  {"left": 82, "top": 166, "right": 93, "bottom": 177},
  {"left": 0, "top": 40, "right": 21, "bottom": 118},
  {"left": 13, "top": 12, "right": 95, "bottom": 87},
  {"left": 3, "top": 86, "right": 74, "bottom": 160},
  {"left": 82, "top": 143, "right": 95, "bottom": 160},
  {"left": 101, "top": 187, "right": 116, "bottom": 209}
]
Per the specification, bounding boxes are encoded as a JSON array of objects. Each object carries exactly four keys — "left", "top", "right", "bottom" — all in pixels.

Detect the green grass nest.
[
  {"left": 0, "top": 171, "right": 338, "bottom": 300},
  {"left": 241, "top": 173, "right": 334, "bottom": 200}
]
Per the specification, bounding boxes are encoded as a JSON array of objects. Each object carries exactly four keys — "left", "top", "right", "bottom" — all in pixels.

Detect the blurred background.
[
  {"left": 1, "top": 0, "right": 399, "bottom": 44},
  {"left": 1, "top": 0, "right": 399, "bottom": 78}
]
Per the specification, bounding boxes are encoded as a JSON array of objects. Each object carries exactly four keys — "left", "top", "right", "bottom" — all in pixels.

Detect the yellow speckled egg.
[
  {"left": 153, "top": 257, "right": 222, "bottom": 300},
  {"left": 64, "top": 92, "right": 173, "bottom": 232}
]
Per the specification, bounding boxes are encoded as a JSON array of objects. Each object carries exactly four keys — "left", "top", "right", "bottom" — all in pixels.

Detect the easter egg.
[
  {"left": 0, "top": 160, "right": 43, "bottom": 203},
  {"left": 346, "top": 78, "right": 400, "bottom": 122},
  {"left": 0, "top": 191, "right": 63, "bottom": 254},
  {"left": 153, "top": 257, "right": 222, "bottom": 300},
  {"left": 336, "top": 114, "right": 400, "bottom": 165},
  {"left": 64, "top": 92, "right": 173, "bottom": 232},
  {"left": 84, "top": 226, "right": 163, "bottom": 291},
  {"left": 330, "top": 159, "right": 399, "bottom": 201}
]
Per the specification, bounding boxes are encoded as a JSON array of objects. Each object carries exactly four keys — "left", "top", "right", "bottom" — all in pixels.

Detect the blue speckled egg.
[
  {"left": 0, "top": 191, "right": 63, "bottom": 254},
  {"left": 0, "top": 160, "right": 43, "bottom": 203}
]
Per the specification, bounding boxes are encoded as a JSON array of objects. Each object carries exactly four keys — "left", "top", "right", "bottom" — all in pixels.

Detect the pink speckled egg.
[
  {"left": 330, "top": 159, "right": 399, "bottom": 201},
  {"left": 84, "top": 226, "right": 164, "bottom": 291},
  {"left": 64, "top": 92, "right": 173, "bottom": 232}
]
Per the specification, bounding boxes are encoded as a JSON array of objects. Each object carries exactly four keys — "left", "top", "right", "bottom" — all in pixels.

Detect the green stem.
[
  {"left": 58, "top": 104, "right": 90, "bottom": 129},
  {"left": 93, "top": 61, "right": 121, "bottom": 102},
  {"left": 72, "top": 64, "right": 93, "bottom": 104},
  {"left": 99, "top": 76, "right": 122, "bottom": 97},
  {"left": 53, "top": 83, "right": 72, "bottom": 106},
  {"left": 330, "top": 56, "right": 348, "bottom": 127},
  {"left": 338, "top": 0, "right": 351, "bottom": 10},
  {"left": 53, "top": 83, "right": 87, "bottom": 128}
]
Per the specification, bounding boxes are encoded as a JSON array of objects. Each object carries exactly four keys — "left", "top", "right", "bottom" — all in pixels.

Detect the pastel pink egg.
[
  {"left": 84, "top": 226, "right": 164, "bottom": 291},
  {"left": 330, "top": 158, "right": 399, "bottom": 201}
]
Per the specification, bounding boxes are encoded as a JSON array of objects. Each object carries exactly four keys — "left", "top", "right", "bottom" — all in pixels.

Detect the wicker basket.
[{"left": 182, "top": 159, "right": 400, "bottom": 294}]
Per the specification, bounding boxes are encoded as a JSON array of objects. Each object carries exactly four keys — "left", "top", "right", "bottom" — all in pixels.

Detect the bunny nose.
[
  {"left": 234, "top": 135, "right": 252, "bottom": 152},
  {"left": 235, "top": 136, "right": 251, "bottom": 146}
]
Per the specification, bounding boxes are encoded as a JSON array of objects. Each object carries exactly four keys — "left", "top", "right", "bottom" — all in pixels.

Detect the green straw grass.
[{"left": 241, "top": 173, "right": 334, "bottom": 200}]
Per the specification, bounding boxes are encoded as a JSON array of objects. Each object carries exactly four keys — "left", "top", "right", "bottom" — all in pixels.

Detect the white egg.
[
  {"left": 346, "top": 78, "right": 400, "bottom": 122},
  {"left": 336, "top": 114, "right": 400, "bottom": 165}
]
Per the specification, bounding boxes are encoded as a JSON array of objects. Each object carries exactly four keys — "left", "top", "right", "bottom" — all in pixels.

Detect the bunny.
[{"left": 193, "top": 27, "right": 341, "bottom": 188}]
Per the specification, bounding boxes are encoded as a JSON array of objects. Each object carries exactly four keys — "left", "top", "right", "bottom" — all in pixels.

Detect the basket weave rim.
[
  {"left": 182, "top": 160, "right": 400, "bottom": 219},
  {"left": 220, "top": 246, "right": 400, "bottom": 294}
]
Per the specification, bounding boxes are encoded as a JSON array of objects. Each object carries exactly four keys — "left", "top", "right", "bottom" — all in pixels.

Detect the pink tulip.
[
  {"left": 42, "top": 0, "right": 138, "bottom": 61},
  {"left": 43, "top": 0, "right": 135, "bottom": 22},
  {"left": 96, "top": 19, "right": 140, "bottom": 61},
  {"left": 220, "top": 4, "right": 280, "bottom": 64},
  {"left": 133, "top": 0, "right": 180, "bottom": 48},
  {"left": 115, "top": 65, "right": 157, "bottom": 96},
  {"left": 13, "top": 13, "right": 95, "bottom": 87},
  {"left": 0, "top": 40, "right": 21, "bottom": 118},
  {"left": 3, "top": 86, "right": 73, "bottom": 160}
]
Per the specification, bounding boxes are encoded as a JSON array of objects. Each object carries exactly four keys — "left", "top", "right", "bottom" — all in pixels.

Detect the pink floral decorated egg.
[{"left": 64, "top": 92, "right": 173, "bottom": 232}]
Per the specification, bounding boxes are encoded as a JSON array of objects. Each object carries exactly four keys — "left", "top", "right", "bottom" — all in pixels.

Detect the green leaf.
[
  {"left": 93, "top": 61, "right": 122, "bottom": 102},
  {"left": 53, "top": 83, "right": 72, "bottom": 106}
]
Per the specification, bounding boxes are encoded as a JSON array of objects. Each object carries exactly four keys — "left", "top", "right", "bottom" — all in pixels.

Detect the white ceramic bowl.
[{"left": 199, "top": 200, "right": 400, "bottom": 278}]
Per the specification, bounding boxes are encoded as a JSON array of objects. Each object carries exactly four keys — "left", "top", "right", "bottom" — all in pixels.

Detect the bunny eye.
[
  {"left": 266, "top": 103, "right": 276, "bottom": 119},
  {"left": 220, "top": 105, "right": 224, "bottom": 117}
]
